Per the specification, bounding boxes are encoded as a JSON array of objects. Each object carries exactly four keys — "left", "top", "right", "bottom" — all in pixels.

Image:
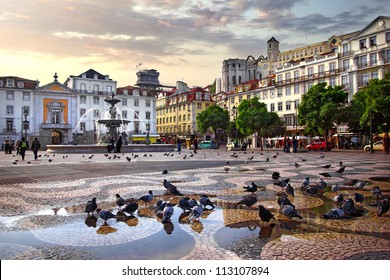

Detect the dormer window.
[
  {"left": 17, "top": 81, "right": 24, "bottom": 88},
  {"left": 7, "top": 79, "right": 14, "bottom": 87}
]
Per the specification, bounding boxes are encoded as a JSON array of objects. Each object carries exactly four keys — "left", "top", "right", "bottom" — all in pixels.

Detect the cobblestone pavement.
[{"left": 0, "top": 148, "right": 389, "bottom": 260}]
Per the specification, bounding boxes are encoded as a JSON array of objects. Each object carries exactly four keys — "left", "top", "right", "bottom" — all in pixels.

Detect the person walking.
[
  {"left": 19, "top": 137, "right": 28, "bottom": 160},
  {"left": 116, "top": 136, "right": 122, "bottom": 153},
  {"left": 292, "top": 136, "right": 298, "bottom": 153},
  {"left": 193, "top": 137, "right": 198, "bottom": 154},
  {"left": 177, "top": 138, "right": 181, "bottom": 152},
  {"left": 15, "top": 140, "right": 20, "bottom": 155},
  {"left": 383, "top": 132, "right": 389, "bottom": 154},
  {"left": 30, "top": 137, "right": 41, "bottom": 160}
]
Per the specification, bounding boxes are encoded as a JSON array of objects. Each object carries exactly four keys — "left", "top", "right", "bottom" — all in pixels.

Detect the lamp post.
[
  {"left": 145, "top": 119, "right": 150, "bottom": 145},
  {"left": 23, "top": 107, "right": 29, "bottom": 141},
  {"left": 294, "top": 100, "right": 298, "bottom": 136},
  {"left": 232, "top": 105, "right": 238, "bottom": 147}
]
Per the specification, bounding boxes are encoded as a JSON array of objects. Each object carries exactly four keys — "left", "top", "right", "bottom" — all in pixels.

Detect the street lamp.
[
  {"left": 232, "top": 105, "right": 238, "bottom": 147},
  {"left": 145, "top": 119, "right": 150, "bottom": 145},
  {"left": 23, "top": 107, "right": 29, "bottom": 141}
]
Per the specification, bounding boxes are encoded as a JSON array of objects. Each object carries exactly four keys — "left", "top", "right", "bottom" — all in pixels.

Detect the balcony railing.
[
  {"left": 2, "top": 129, "right": 17, "bottom": 133},
  {"left": 41, "top": 123, "right": 71, "bottom": 129}
]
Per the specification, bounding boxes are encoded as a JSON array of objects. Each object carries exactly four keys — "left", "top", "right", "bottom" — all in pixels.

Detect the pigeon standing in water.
[
  {"left": 274, "top": 178, "right": 290, "bottom": 188},
  {"left": 370, "top": 186, "right": 384, "bottom": 200},
  {"left": 85, "top": 197, "right": 97, "bottom": 215},
  {"left": 354, "top": 193, "right": 364, "bottom": 204},
  {"left": 277, "top": 196, "right": 295, "bottom": 208},
  {"left": 188, "top": 204, "right": 204, "bottom": 221},
  {"left": 237, "top": 195, "right": 257, "bottom": 208},
  {"left": 377, "top": 198, "right": 389, "bottom": 217},
  {"left": 120, "top": 200, "right": 139, "bottom": 216},
  {"left": 333, "top": 193, "right": 344, "bottom": 206},
  {"left": 285, "top": 184, "right": 295, "bottom": 197},
  {"left": 96, "top": 208, "right": 116, "bottom": 223},
  {"left": 161, "top": 203, "right": 174, "bottom": 223},
  {"left": 178, "top": 197, "right": 193, "bottom": 212},
  {"left": 317, "top": 178, "right": 327, "bottom": 189},
  {"left": 243, "top": 182, "right": 258, "bottom": 193},
  {"left": 323, "top": 208, "right": 345, "bottom": 219},
  {"left": 331, "top": 184, "right": 340, "bottom": 192},
  {"left": 258, "top": 205, "right": 275, "bottom": 223},
  {"left": 280, "top": 204, "right": 303, "bottom": 219},
  {"left": 199, "top": 195, "right": 215, "bottom": 209}
]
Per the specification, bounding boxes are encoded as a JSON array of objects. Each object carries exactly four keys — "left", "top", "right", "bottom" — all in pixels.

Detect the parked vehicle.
[
  {"left": 364, "top": 141, "right": 383, "bottom": 151},
  {"left": 226, "top": 142, "right": 236, "bottom": 149},
  {"left": 306, "top": 141, "right": 333, "bottom": 151},
  {"left": 198, "top": 140, "right": 218, "bottom": 149}
]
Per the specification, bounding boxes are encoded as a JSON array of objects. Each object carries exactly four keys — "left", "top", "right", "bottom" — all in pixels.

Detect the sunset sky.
[{"left": 1, "top": 0, "right": 389, "bottom": 88}]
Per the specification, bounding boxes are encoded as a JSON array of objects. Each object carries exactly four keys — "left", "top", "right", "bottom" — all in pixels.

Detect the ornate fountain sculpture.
[{"left": 97, "top": 93, "right": 130, "bottom": 143}]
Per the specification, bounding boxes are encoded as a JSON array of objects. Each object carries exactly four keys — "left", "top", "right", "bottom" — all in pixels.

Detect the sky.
[{"left": 0, "top": 0, "right": 389, "bottom": 88}]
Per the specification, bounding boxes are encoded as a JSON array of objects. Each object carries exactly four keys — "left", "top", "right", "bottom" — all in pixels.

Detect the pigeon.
[
  {"left": 335, "top": 166, "right": 346, "bottom": 174},
  {"left": 120, "top": 201, "right": 139, "bottom": 216},
  {"left": 322, "top": 164, "right": 331, "bottom": 169},
  {"left": 139, "top": 190, "right": 154, "bottom": 204},
  {"left": 301, "top": 177, "right": 310, "bottom": 188},
  {"left": 346, "top": 179, "right": 358, "bottom": 186},
  {"left": 188, "top": 204, "right": 204, "bottom": 221},
  {"left": 354, "top": 181, "right": 369, "bottom": 190},
  {"left": 126, "top": 157, "right": 131, "bottom": 161},
  {"left": 178, "top": 197, "right": 193, "bottom": 212},
  {"left": 317, "top": 178, "right": 327, "bottom": 189},
  {"left": 320, "top": 153, "right": 325, "bottom": 158},
  {"left": 271, "top": 172, "right": 280, "bottom": 180},
  {"left": 323, "top": 208, "right": 345, "bottom": 219},
  {"left": 319, "top": 172, "right": 331, "bottom": 178},
  {"left": 96, "top": 208, "right": 116, "bottom": 222},
  {"left": 163, "top": 179, "right": 183, "bottom": 196},
  {"left": 280, "top": 204, "right": 303, "bottom": 219},
  {"left": 294, "top": 162, "right": 300, "bottom": 168},
  {"left": 304, "top": 186, "right": 319, "bottom": 196},
  {"left": 199, "top": 195, "right": 215, "bottom": 209},
  {"left": 333, "top": 193, "right": 344, "bottom": 205},
  {"left": 274, "top": 178, "right": 290, "bottom": 188},
  {"left": 339, "top": 161, "right": 343, "bottom": 166},
  {"left": 285, "top": 184, "right": 295, "bottom": 197},
  {"left": 85, "top": 197, "right": 97, "bottom": 215},
  {"left": 377, "top": 198, "right": 389, "bottom": 216},
  {"left": 370, "top": 186, "right": 384, "bottom": 200},
  {"left": 48, "top": 159, "right": 53, "bottom": 162},
  {"left": 237, "top": 195, "right": 257, "bottom": 208},
  {"left": 115, "top": 194, "right": 126, "bottom": 208},
  {"left": 339, "top": 198, "right": 356, "bottom": 215},
  {"left": 162, "top": 169, "right": 168, "bottom": 174},
  {"left": 258, "top": 205, "right": 275, "bottom": 223},
  {"left": 161, "top": 203, "right": 174, "bottom": 223},
  {"left": 155, "top": 200, "right": 168, "bottom": 211},
  {"left": 277, "top": 196, "right": 295, "bottom": 208},
  {"left": 224, "top": 166, "right": 230, "bottom": 172},
  {"left": 354, "top": 193, "right": 364, "bottom": 204},
  {"left": 243, "top": 182, "right": 258, "bottom": 193},
  {"left": 331, "top": 184, "right": 340, "bottom": 192}
]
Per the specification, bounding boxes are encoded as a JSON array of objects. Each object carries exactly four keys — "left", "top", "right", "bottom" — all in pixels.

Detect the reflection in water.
[
  {"left": 84, "top": 215, "right": 98, "bottom": 228},
  {"left": 163, "top": 222, "right": 174, "bottom": 234},
  {"left": 96, "top": 223, "right": 118, "bottom": 235},
  {"left": 190, "top": 221, "right": 203, "bottom": 233},
  {"left": 37, "top": 207, "right": 69, "bottom": 216}
]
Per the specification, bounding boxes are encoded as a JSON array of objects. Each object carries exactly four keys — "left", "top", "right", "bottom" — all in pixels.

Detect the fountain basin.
[{"left": 46, "top": 144, "right": 175, "bottom": 154}]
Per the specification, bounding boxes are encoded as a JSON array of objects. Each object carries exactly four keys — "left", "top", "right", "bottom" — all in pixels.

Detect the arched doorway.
[{"left": 51, "top": 131, "right": 62, "bottom": 144}]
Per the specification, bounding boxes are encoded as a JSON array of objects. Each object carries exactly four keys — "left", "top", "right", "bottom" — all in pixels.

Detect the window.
[
  {"left": 80, "top": 96, "right": 86, "bottom": 104},
  {"left": 6, "top": 105, "right": 14, "bottom": 115},
  {"left": 6, "top": 91, "right": 14, "bottom": 100},
  {"left": 386, "top": 32, "right": 390, "bottom": 42},
  {"left": 372, "top": 71, "right": 378, "bottom": 79},
  {"left": 329, "top": 62, "right": 336, "bottom": 72},
  {"left": 286, "top": 101, "right": 291, "bottom": 111},
  {"left": 51, "top": 109, "right": 60, "bottom": 124},
  {"left": 80, "top": 108, "right": 86, "bottom": 117},
  {"left": 369, "top": 36, "right": 376, "bottom": 47},
  {"left": 246, "top": 94, "right": 250, "bottom": 100},
  {"left": 146, "top": 100, "right": 151, "bottom": 107},
  {"left": 277, "top": 88, "right": 283, "bottom": 97},
  {"left": 23, "top": 92, "right": 30, "bottom": 101},
  {"left": 342, "top": 60, "right": 349, "bottom": 71},
  {"left": 263, "top": 91, "right": 268, "bottom": 99},
  {"left": 239, "top": 96, "right": 243, "bottom": 102},
  {"left": 330, "top": 76, "right": 336, "bottom": 87},
  {"left": 107, "top": 85, "right": 112, "bottom": 93},
  {"left": 370, "top": 53, "right": 377, "bottom": 66},
  {"left": 294, "top": 84, "right": 300, "bottom": 94},
  {"left": 286, "top": 86, "right": 291, "bottom": 96},
  {"left": 285, "top": 116, "right": 292, "bottom": 126},
  {"left": 17, "top": 81, "right": 24, "bottom": 88},
  {"left": 93, "top": 109, "right": 99, "bottom": 118},
  {"left": 277, "top": 74, "right": 283, "bottom": 82},
  {"left": 0, "top": 80, "right": 3, "bottom": 86},
  {"left": 121, "top": 98, "right": 127, "bottom": 106},
  {"left": 359, "top": 55, "right": 367, "bottom": 68},
  {"left": 7, "top": 79, "right": 14, "bottom": 87},
  {"left": 293, "top": 70, "right": 299, "bottom": 79},
  {"left": 270, "top": 103, "right": 275, "bottom": 112},
  {"left": 80, "top": 83, "right": 86, "bottom": 93},
  {"left": 134, "top": 111, "right": 139, "bottom": 119},
  {"left": 307, "top": 67, "right": 314, "bottom": 76},
  {"left": 146, "top": 111, "right": 151, "bottom": 120},
  {"left": 342, "top": 76, "right": 349, "bottom": 87},
  {"left": 80, "top": 122, "right": 86, "bottom": 132},
  {"left": 318, "top": 65, "right": 324, "bottom": 75},
  {"left": 122, "top": 111, "right": 128, "bottom": 119},
  {"left": 270, "top": 90, "right": 275, "bottom": 98},
  {"left": 93, "top": 97, "right": 99, "bottom": 104},
  {"left": 134, "top": 99, "right": 139, "bottom": 107},
  {"left": 361, "top": 73, "right": 369, "bottom": 86},
  {"left": 359, "top": 39, "right": 366, "bottom": 49},
  {"left": 197, "top": 103, "right": 202, "bottom": 109},
  {"left": 278, "top": 102, "right": 283, "bottom": 111},
  {"left": 285, "top": 73, "right": 291, "bottom": 81},
  {"left": 93, "top": 84, "right": 99, "bottom": 93},
  {"left": 6, "top": 119, "right": 13, "bottom": 132}
]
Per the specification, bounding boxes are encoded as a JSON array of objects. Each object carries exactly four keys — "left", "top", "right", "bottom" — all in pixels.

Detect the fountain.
[
  {"left": 97, "top": 93, "right": 130, "bottom": 143},
  {"left": 46, "top": 93, "right": 174, "bottom": 154}
]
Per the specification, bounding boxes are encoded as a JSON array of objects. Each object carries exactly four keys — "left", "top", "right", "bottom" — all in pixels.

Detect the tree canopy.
[
  {"left": 298, "top": 83, "right": 348, "bottom": 138},
  {"left": 236, "top": 97, "right": 283, "bottom": 150},
  {"left": 196, "top": 104, "right": 229, "bottom": 134}
]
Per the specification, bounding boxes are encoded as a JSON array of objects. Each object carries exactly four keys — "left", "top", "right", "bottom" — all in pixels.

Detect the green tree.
[
  {"left": 236, "top": 97, "right": 282, "bottom": 150},
  {"left": 298, "top": 83, "right": 348, "bottom": 143},
  {"left": 196, "top": 104, "right": 229, "bottom": 134}
]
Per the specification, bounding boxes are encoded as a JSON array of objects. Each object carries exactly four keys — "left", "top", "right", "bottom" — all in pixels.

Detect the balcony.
[
  {"left": 41, "top": 123, "right": 71, "bottom": 129},
  {"left": 2, "top": 129, "right": 17, "bottom": 134}
]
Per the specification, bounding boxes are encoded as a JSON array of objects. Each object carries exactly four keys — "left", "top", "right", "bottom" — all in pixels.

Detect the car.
[
  {"left": 198, "top": 140, "right": 217, "bottom": 149},
  {"left": 364, "top": 141, "right": 383, "bottom": 151},
  {"left": 306, "top": 141, "right": 333, "bottom": 151}
]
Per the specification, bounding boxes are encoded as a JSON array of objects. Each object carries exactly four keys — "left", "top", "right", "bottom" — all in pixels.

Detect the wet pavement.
[{"left": 0, "top": 148, "right": 389, "bottom": 260}]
